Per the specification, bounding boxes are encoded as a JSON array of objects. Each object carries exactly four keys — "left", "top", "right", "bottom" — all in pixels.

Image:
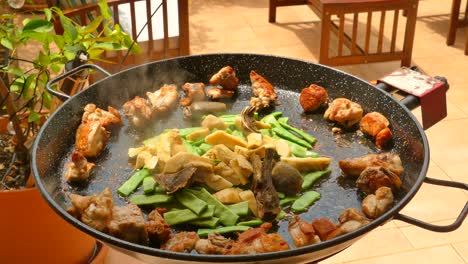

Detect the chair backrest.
[{"left": 49, "top": 0, "right": 189, "bottom": 73}]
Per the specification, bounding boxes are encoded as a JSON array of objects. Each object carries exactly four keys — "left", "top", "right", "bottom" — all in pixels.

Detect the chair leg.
[
  {"left": 269, "top": 0, "right": 277, "bottom": 23},
  {"left": 465, "top": 33, "right": 468, "bottom": 55},
  {"left": 447, "top": 0, "right": 462, "bottom": 45},
  {"left": 401, "top": 0, "right": 418, "bottom": 67},
  {"left": 319, "top": 9, "right": 331, "bottom": 65}
]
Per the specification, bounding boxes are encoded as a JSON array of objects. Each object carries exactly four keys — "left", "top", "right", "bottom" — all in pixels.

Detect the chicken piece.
[
  {"left": 75, "top": 121, "right": 110, "bottom": 158},
  {"left": 339, "top": 153, "right": 404, "bottom": 178},
  {"left": 122, "top": 96, "right": 153, "bottom": 127},
  {"left": 179, "top": 82, "right": 206, "bottom": 106},
  {"left": 300, "top": 84, "right": 328, "bottom": 112},
  {"left": 161, "top": 232, "right": 200, "bottom": 253},
  {"left": 362, "top": 186, "right": 394, "bottom": 219},
  {"left": 356, "top": 166, "right": 402, "bottom": 194},
  {"left": 202, "top": 114, "right": 228, "bottom": 130},
  {"left": 249, "top": 70, "right": 278, "bottom": 110},
  {"left": 228, "top": 223, "right": 289, "bottom": 254},
  {"left": 251, "top": 150, "right": 280, "bottom": 220},
  {"left": 271, "top": 161, "right": 303, "bottom": 196},
  {"left": 311, "top": 218, "right": 337, "bottom": 241},
  {"left": 146, "top": 208, "right": 171, "bottom": 244},
  {"left": 154, "top": 167, "right": 197, "bottom": 194},
  {"left": 327, "top": 208, "right": 370, "bottom": 240},
  {"left": 288, "top": 216, "right": 321, "bottom": 247},
  {"left": 207, "top": 87, "right": 235, "bottom": 100},
  {"left": 67, "top": 188, "right": 114, "bottom": 233},
  {"left": 209, "top": 66, "right": 239, "bottom": 90},
  {"left": 147, "top": 84, "right": 179, "bottom": 113},
  {"left": 195, "top": 233, "right": 233, "bottom": 255},
  {"left": 82, "top": 103, "right": 122, "bottom": 127},
  {"left": 324, "top": 98, "right": 363, "bottom": 128},
  {"left": 108, "top": 204, "right": 148, "bottom": 245},
  {"left": 64, "top": 152, "right": 95, "bottom": 182},
  {"left": 360, "top": 112, "right": 393, "bottom": 149}
]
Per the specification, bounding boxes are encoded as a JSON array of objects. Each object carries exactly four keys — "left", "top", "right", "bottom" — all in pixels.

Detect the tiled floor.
[{"left": 104, "top": 0, "right": 468, "bottom": 263}]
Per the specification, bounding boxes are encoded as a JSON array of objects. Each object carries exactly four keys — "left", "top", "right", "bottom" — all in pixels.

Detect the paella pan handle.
[
  {"left": 46, "top": 64, "right": 111, "bottom": 102},
  {"left": 394, "top": 177, "right": 468, "bottom": 232}
]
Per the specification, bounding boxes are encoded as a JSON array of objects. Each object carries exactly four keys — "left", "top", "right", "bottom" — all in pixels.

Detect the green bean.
[
  {"left": 187, "top": 188, "right": 239, "bottom": 226},
  {"left": 259, "top": 129, "right": 272, "bottom": 137},
  {"left": 199, "top": 205, "right": 215, "bottom": 219},
  {"left": 237, "top": 219, "right": 263, "bottom": 227},
  {"left": 272, "top": 126, "right": 312, "bottom": 148},
  {"left": 278, "top": 117, "right": 316, "bottom": 145},
  {"left": 154, "top": 184, "right": 167, "bottom": 193},
  {"left": 143, "top": 176, "right": 156, "bottom": 194},
  {"left": 301, "top": 169, "right": 331, "bottom": 190},
  {"left": 199, "top": 143, "right": 212, "bottom": 154},
  {"left": 277, "top": 192, "right": 286, "bottom": 199},
  {"left": 182, "top": 139, "right": 200, "bottom": 156},
  {"left": 118, "top": 169, "right": 151, "bottom": 197},
  {"left": 197, "top": 225, "right": 251, "bottom": 237},
  {"left": 275, "top": 210, "right": 287, "bottom": 220},
  {"left": 130, "top": 193, "right": 173, "bottom": 205},
  {"left": 279, "top": 196, "right": 298, "bottom": 206},
  {"left": 175, "top": 189, "right": 207, "bottom": 215},
  {"left": 291, "top": 191, "right": 320, "bottom": 213},
  {"left": 164, "top": 209, "right": 199, "bottom": 225},
  {"left": 226, "top": 201, "right": 249, "bottom": 216},
  {"left": 188, "top": 217, "right": 220, "bottom": 228}
]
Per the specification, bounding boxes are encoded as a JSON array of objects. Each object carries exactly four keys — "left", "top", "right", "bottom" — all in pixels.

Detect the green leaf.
[
  {"left": 60, "top": 15, "right": 78, "bottom": 43},
  {"left": 23, "top": 19, "right": 53, "bottom": 32},
  {"left": 82, "top": 16, "right": 103, "bottom": 34},
  {"left": 50, "top": 63, "right": 65, "bottom": 74},
  {"left": 7, "top": 67, "right": 25, "bottom": 77},
  {"left": 53, "top": 34, "right": 65, "bottom": 50},
  {"left": 44, "top": 8, "right": 52, "bottom": 21},
  {"left": 0, "top": 38, "right": 13, "bottom": 50},
  {"left": 98, "top": 0, "right": 112, "bottom": 20},
  {"left": 92, "top": 42, "right": 122, "bottom": 51},
  {"left": 63, "top": 44, "right": 84, "bottom": 60},
  {"left": 38, "top": 51, "right": 50, "bottom": 66},
  {"left": 42, "top": 90, "right": 53, "bottom": 109},
  {"left": 28, "top": 111, "right": 41, "bottom": 123},
  {"left": 87, "top": 48, "right": 105, "bottom": 59}
]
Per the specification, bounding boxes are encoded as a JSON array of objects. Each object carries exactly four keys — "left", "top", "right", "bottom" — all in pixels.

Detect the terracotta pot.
[{"left": 0, "top": 187, "right": 106, "bottom": 263}]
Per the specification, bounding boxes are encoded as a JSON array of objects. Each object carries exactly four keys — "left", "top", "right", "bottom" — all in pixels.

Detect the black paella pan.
[{"left": 33, "top": 54, "right": 467, "bottom": 264}]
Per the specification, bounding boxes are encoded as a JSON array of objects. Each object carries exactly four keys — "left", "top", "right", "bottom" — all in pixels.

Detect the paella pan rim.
[{"left": 32, "top": 53, "right": 430, "bottom": 262}]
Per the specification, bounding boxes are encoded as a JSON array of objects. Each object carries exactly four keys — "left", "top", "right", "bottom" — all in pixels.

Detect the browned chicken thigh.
[
  {"left": 356, "top": 166, "right": 402, "bottom": 194},
  {"left": 161, "top": 232, "right": 200, "bottom": 253},
  {"left": 82, "top": 103, "right": 122, "bottom": 127},
  {"left": 339, "top": 153, "right": 404, "bottom": 178},
  {"left": 227, "top": 223, "right": 290, "bottom": 254},
  {"left": 360, "top": 112, "right": 392, "bottom": 148},
  {"left": 63, "top": 152, "right": 95, "bottom": 182},
  {"left": 209, "top": 66, "right": 239, "bottom": 90},
  {"left": 362, "top": 186, "right": 394, "bottom": 219},
  {"left": 327, "top": 208, "right": 370, "bottom": 240},
  {"left": 146, "top": 208, "right": 171, "bottom": 244},
  {"left": 249, "top": 70, "right": 278, "bottom": 111},
  {"left": 324, "top": 98, "right": 363, "bottom": 128},
  {"left": 147, "top": 84, "right": 179, "bottom": 113},
  {"left": 180, "top": 82, "right": 206, "bottom": 106},
  {"left": 108, "top": 204, "right": 149, "bottom": 245},
  {"left": 195, "top": 233, "right": 233, "bottom": 255},
  {"left": 75, "top": 121, "right": 110, "bottom": 158},
  {"left": 288, "top": 216, "right": 321, "bottom": 247},
  {"left": 122, "top": 96, "right": 154, "bottom": 127}
]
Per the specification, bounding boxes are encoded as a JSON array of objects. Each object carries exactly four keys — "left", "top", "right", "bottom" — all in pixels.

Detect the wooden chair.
[
  {"left": 446, "top": 0, "right": 468, "bottom": 55},
  {"left": 269, "top": 0, "right": 419, "bottom": 66},
  {"left": 49, "top": 0, "right": 190, "bottom": 73}
]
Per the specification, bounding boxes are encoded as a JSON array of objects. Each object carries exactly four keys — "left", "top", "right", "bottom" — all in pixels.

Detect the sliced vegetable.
[
  {"left": 118, "top": 169, "right": 151, "bottom": 197},
  {"left": 197, "top": 225, "right": 251, "bottom": 237},
  {"left": 199, "top": 205, "right": 215, "bottom": 218},
  {"left": 188, "top": 188, "right": 239, "bottom": 226},
  {"left": 272, "top": 126, "right": 311, "bottom": 149},
  {"left": 154, "top": 184, "right": 167, "bottom": 193},
  {"left": 279, "top": 196, "right": 298, "bottom": 206},
  {"left": 259, "top": 129, "right": 272, "bottom": 137},
  {"left": 178, "top": 127, "right": 203, "bottom": 138},
  {"left": 277, "top": 192, "right": 286, "bottom": 199},
  {"left": 143, "top": 176, "right": 156, "bottom": 194},
  {"left": 164, "top": 209, "right": 199, "bottom": 225},
  {"left": 237, "top": 219, "right": 263, "bottom": 227},
  {"left": 130, "top": 193, "right": 173, "bottom": 205},
  {"left": 278, "top": 117, "right": 316, "bottom": 145},
  {"left": 275, "top": 210, "right": 287, "bottom": 220},
  {"left": 199, "top": 143, "right": 212, "bottom": 154},
  {"left": 226, "top": 201, "right": 250, "bottom": 216},
  {"left": 291, "top": 191, "right": 320, "bottom": 213},
  {"left": 188, "top": 217, "right": 220, "bottom": 228},
  {"left": 175, "top": 189, "right": 208, "bottom": 215},
  {"left": 302, "top": 169, "right": 331, "bottom": 190}
]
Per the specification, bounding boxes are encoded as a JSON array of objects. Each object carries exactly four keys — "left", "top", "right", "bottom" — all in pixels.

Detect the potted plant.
[{"left": 0, "top": 1, "right": 139, "bottom": 262}]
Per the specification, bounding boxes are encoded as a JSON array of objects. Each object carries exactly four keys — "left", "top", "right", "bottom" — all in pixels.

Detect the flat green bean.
[
  {"left": 118, "top": 169, "right": 151, "bottom": 197},
  {"left": 237, "top": 219, "right": 263, "bottom": 227},
  {"left": 197, "top": 225, "right": 250, "bottom": 237},
  {"left": 226, "top": 201, "right": 249, "bottom": 216},
  {"left": 130, "top": 193, "right": 172, "bottom": 205},
  {"left": 188, "top": 217, "right": 220, "bottom": 228},
  {"left": 278, "top": 117, "right": 316, "bottom": 145},
  {"left": 143, "top": 177, "right": 156, "bottom": 194},
  {"left": 291, "top": 191, "right": 320, "bottom": 213},
  {"left": 164, "top": 209, "right": 199, "bottom": 225},
  {"left": 187, "top": 188, "right": 239, "bottom": 226},
  {"left": 279, "top": 196, "right": 298, "bottom": 206},
  {"left": 175, "top": 189, "right": 207, "bottom": 215},
  {"left": 301, "top": 169, "right": 331, "bottom": 190}
]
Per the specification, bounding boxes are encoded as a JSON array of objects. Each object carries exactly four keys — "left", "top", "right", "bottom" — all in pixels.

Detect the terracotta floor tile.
[
  {"left": 344, "top": 245, "right": 465, "bottom": 264},
  {"left": 268, "top": 44, "right": 319, "bottom": 62},
  {"left": 105, "top": 247, "right": 145, "bottom": 264},
  {"left": 251, "top": 25, "right": 316, "bottom": 49},
  {"left": 399, "top": 219, "right": 468, "bottom": 249},
  {"left": 453, "top": 241, "right": 468, "bottom": 263},
  {"left": 424, "top": 119, "right": 468, "bottom": 167},
  {"left": 437, "top": 163, "right": 468, "bottom": 196},
  {"left": 318, "top": 228, "right": 413, "bottom": 264},
  {"left": 395, "top": 166, "right": 467, "bottom": 228}
]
